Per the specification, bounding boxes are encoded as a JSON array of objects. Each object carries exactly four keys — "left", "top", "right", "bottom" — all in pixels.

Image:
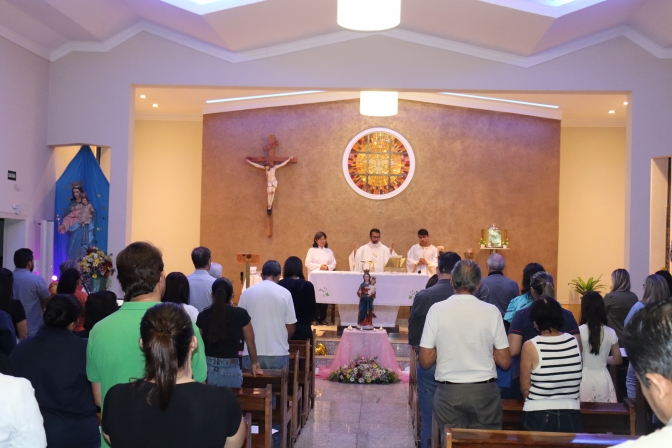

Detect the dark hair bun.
[{"left": 44, "top": 294, "right": 82, "bottom": 329}]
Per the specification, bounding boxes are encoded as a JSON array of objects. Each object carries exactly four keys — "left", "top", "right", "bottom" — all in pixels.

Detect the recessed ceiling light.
[
  {"left": 206, "top": 90, "right": 325, "bottom": 104},
  {"left": 623, "top": 101, "right": 628, "bottom": 105},
  {"left": 440, "top": 92, "right": 559, "bottom": 109},
  {"left": 152, "top": 104, "right": 159, "bottom": 108},
  {"left": 139, "top": 94, "right": 146, "bottom": 99},
  {"left": 608, "top": 110, "right": 615, "bottom": 114}
]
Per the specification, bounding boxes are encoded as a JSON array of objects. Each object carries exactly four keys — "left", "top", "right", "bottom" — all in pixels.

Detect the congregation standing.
[{"left": 0, "top": 229, "right": 671, "bottom": 448}]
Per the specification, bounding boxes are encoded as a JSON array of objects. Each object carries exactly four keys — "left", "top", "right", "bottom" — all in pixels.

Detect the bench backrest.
[
  {"left": 232, "top": 386, "right": 272, "bottom": 448},
  {"left": 445, "top": 428, "right": 638, "bottom": 448}
]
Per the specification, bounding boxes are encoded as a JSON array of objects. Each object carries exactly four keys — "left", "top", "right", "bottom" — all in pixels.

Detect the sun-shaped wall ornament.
[{"left": 342, "top": 128, "right": 415, "bottom": 200}]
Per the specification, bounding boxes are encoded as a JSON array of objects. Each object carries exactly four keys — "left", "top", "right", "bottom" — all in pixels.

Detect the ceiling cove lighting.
[
  {"left": 440, "top": 92, "right": 560, "bottom": 109},
  {"left": 337, "top": 0, "right": 401, "bottom": 31},
  {"left": 205, "top": 90, "right": 325, "bottom": 104},
  {"left": 360, "top": 91, "right": 398, "bottom": 116},
  {"left": 160, "top": 0, "right": 266, "bottom": 15}
]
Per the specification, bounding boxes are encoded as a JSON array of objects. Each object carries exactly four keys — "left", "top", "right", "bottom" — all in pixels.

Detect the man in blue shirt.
[{"left": 12, "top": 249, "right": 50, "bottom": 337}]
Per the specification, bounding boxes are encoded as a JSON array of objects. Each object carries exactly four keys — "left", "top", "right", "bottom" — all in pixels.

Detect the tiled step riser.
[{"left": 319, "top": 339, "right": 411, "bottom": 357}]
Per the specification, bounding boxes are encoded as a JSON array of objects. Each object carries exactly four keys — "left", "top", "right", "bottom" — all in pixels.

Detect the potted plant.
[
  {"left": 502, "top": 238, "right": 509, "bottom": 249},
  {"left": 479, "top": 238, "right": 486, "bottom": 249},
  {"left": 568, "top": 275, "right": 605, "bottom": 296}
]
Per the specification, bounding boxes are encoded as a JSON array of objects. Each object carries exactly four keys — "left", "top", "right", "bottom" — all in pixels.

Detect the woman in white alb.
[
  {"left": 305, "top": 231, "right": 336, "bottom": 325},
  {"left": 578, "top": 291, "right": 622, "bottom": 402}
]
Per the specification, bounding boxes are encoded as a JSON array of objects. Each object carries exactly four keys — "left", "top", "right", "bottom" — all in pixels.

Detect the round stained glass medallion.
[{"left": 342, "top": 127, "right": 415, "bottom": 200}]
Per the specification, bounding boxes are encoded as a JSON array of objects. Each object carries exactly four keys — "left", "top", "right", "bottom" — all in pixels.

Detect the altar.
[{"left": 308, "top": 271, "right": 428, "bottom": 327}]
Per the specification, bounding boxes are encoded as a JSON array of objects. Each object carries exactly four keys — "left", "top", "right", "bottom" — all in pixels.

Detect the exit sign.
[{"left": 7, "top": 171, "right": 16, "bottom": 181}]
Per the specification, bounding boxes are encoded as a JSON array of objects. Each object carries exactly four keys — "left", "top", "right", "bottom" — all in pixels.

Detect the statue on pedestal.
[{"left": 357, "top": 271, "right": 377, "bottom": 327}]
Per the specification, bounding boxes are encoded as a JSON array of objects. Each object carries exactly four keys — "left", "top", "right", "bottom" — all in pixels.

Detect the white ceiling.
[
  {"left": 134, "top": 86, "right": 628, "bottom": 125},
  {"left": 0, "top": 0, "right": 670, "bottom": 63}
]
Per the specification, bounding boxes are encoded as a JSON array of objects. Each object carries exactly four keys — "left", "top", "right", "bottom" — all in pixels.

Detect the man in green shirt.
[{"left": 87, "top": 242, "right": 207, "bottom": 447}]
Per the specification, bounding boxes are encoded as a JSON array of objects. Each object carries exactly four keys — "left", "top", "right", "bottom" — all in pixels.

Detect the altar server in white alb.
[
  {"left": 349, "top": 228, "right": 398, "bottom": 273},
  {"left": 305, "top": 231, "right": 337, "bottom": 273},
  {"left": 407, "top": 229, "right": 439, "bottom": 276}
]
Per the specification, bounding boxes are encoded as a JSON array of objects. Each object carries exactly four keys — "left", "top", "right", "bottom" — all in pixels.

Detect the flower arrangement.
[
  {"left": 328, "top": 356, "right": 399, "bottom": 384},
  {"left": 78, "top": 246, "right": 115, "bottom": 286}
]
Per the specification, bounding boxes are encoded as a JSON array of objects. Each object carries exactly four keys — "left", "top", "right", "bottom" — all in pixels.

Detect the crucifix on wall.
[{"left": 246, "top": 135, "right": 297, "bottom": 236}]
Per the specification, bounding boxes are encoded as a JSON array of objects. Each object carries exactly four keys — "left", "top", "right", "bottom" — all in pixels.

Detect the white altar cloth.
[{"left": 308, "top": 271, "right": 427, "bottom": 326}]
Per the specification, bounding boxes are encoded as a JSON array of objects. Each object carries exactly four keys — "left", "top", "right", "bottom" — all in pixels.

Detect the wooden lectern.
[{"left": 237, "top": 254, "right": 261, "bottom": 289}]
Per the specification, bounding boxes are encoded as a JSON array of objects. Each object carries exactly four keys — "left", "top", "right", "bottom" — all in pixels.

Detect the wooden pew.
[
  {"left": 232, "top": 386, "right": 272, "bottom": 448},
  {"left": 242, "top": 369, "right": 293, "bottom": 448},
  {"left": 624, "top": 381, "right": 655, "bottom": 435},
  {"left": 309, "top": 329, "right": 317, "bottom": 409},
  {"left": 501, "top": 399, "right": 635, "bottom": 435},
  {"left": 289, "top": 339, "right": 311, "bottom": 427},
  {"left": 443, "top": 428, "right": 638, "bottom": 448},
  {"left": 243, "top": 413, "right": 252, "bottom": 448},
  {"left": 288, "top": 350, "right": 303, "bottom": 444},
  {"left": 409, "top": 347, "right": 421, "bottom": 447}
]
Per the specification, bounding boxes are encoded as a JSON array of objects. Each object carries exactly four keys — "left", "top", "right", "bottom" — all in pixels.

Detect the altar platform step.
[{"left": 313, "top": 326, "right": 412, "bottom": 371}]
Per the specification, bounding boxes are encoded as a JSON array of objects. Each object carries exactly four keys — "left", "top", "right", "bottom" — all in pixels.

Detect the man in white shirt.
[
  {"left": 349, "top": 228, "right": 398, "bottom": 273},
  {"left": 420, "top": 260, "right": 511, "bottom": 432},
  {"left": 239, "top": 260, "right": 297, "bottom": 371},
  {"left": 406, "top": 229, "right": 438, "bottom": 276},
  {"left": 611, "top": 300, "right": 672, "bottom": 447},
  {"left": 0, "top": 373, "right": 47, "bottom": 447},
  {"left": 186, "top": 246, "right": 216, "bottom": 312}
]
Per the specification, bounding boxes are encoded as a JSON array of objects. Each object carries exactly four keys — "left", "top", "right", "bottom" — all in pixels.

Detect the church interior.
[{"left": 1, "top": 0, "right": 672, "bottom": 447}]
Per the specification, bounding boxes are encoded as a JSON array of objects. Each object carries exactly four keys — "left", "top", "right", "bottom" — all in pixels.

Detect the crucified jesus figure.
[{"left": 246, "top": 157, "right": 293, "bottom": 215}]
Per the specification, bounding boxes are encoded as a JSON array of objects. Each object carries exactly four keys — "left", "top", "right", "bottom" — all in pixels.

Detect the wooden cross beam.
[{"left": 246, "top": 135, "right": 298, "bottom": 166}]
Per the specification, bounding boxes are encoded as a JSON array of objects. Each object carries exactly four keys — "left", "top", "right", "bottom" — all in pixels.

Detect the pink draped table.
[{"left": 317, "top": 328, "right": 409, "bottom": 383}]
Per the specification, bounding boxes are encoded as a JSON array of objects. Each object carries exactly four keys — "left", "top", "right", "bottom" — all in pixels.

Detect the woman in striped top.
[{"left": 520, "top": 296, "right": 583, "bottom": 432}]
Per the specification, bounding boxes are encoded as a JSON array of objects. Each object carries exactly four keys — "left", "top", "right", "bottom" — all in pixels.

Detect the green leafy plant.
[
  {"left": 568, "top": 275, "right": 605, "bottom": 295},
  {"left": 479, "top": 238, "right": 487, "bottom": 246}
]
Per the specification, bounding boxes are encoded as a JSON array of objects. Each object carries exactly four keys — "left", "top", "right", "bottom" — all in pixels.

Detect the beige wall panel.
[
  {"left": 558, "top": 127, "right": 626, "bottom": 304},
  {"left": 201, "top": 99, "right": 560, "bottom": 297},
  {"left": 132, "top": 120, "right": 203, "bottom": 275}
]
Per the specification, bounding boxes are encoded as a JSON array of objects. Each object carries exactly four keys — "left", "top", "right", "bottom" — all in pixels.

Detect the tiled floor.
[{"left": 294, "top": 379, "right": 415, "bottom": 448}]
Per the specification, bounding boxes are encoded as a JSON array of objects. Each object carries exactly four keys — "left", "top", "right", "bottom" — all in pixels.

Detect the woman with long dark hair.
[
  {"left": 578, "top": 291, "right": 622, "bottom": 402},
  {"left": 162, "top": 272, "right": 199, "bottom": 323},
  {"left": 56, "top": 268, "right": 87, "bottom": 332},
  {"left": 305, "top": 231, "right": 336, "bottom": 325},
  {"left": 75, "top": 291, "right": 119, "bottom": 338},
  {"left": 0, "top": 268, "right": 27, "bottom": 339},
  {"left": 279, "top": 256, "right": 317, "bottom": 340},
  {"left": 10, "top": 294, "right": 99, "bottom": 448},
  {"left": 102, "top": 303, "right": 245, "bottom": 448},
  {"left": 196, "top": 278, "right": 262, "bottom": 387},
  {"left": 504, "top": 262, "right": 545, "bottom": 323}
]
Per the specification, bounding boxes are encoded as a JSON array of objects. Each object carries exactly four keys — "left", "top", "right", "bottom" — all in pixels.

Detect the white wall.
[
  {"left": 35, "top": 33, "right": 672, "bottom": 298},
  {"left": 557, "top": 127, "right": 626, "bottom": 303},
  {"left": 132, "top": 120, "right": 203, "bottom": 275},
  {"left": 0, "top": 37, "right": 51, "bottom": 262}
]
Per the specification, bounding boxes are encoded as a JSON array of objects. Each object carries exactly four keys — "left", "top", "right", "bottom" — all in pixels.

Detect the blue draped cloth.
[{"left": 54, "top": 146, "right": 109, "bottom": 272}]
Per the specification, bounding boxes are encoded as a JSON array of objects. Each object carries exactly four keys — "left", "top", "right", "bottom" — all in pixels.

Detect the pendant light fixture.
[
  {"left": 337, "top": 0, "right": 401, "bottom": 32},
  {"left": 360, "top": 91, "right": 398, "bottom": 116}
]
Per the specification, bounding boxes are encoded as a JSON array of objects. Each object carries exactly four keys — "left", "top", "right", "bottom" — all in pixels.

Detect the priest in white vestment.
[
  {"left": 349, "top": 228, "right": 399, "bottom": 273},
  {"left": 406, "top": 229, "right": 439, "bottom": 276}
]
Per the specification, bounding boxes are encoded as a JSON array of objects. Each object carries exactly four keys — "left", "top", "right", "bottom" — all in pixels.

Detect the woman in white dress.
[
  {"left": 578, "top": 291, "right": 622, "bottom": 402},
  {"left": 305, "top": 231, "right": 336, "bottom": 325}
]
